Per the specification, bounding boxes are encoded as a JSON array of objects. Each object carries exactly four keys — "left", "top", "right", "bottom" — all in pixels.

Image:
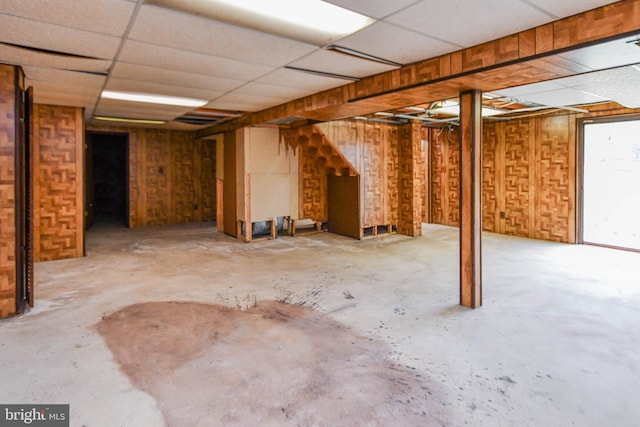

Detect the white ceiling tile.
[
  {"left": 231, "top": 83, "right": 312, "bottom": 101},
  {"left": 555, "top": 66, "right": 640, "bottom": 88},
  {"left": 494, "top": 81, "right": 567, "bottom": 98},
  {"left": 0, "top": 0, "right": 136, "bottom": 36},
  {"left": 22, "top": 66, "right": 105, "bottom": 88},
  {"left": 574, "top": 74, "right": 640, "bottom": 108},
  {"left": 325, "top": 0, "right": 420, "bottom": 19},
  {"left": 128, "top": 5, "right": 319, "bottom": 67},
  {"left": 212, "top": 92, "right": 286, "bottom": 108},
  {"left": 385, "top": 0, "right": 552, "bottom": 47},
  {"left": 336, "top": 21, "right": 458, "bottom": 65},
  {"left": 118, "top": 41, "right": 275, "bottom": 81},
  {"left": 110, "top": 62, "right": 243, "bottom": 92},
  {"left": 512, "top": 88, "right": 608, "bottom": 106},
  {"left": 289, "top": 49, "right": 398, "bottom": 79},
  {"left": 524, "top": 0, "right": 619, "bottom": 19},
  {"left": 558, "top": 36, "right": 640, "bottom": 70},
  {"left": 0, "top": 44, "right": 111, "bottom": 73},
  {"left": 105, "top": 78, "right": 222, "bottom": 100},
  {"left": 204, "top": 100, "right": 269, "bottom": 112},
  {"left": 254, "top": 68, "right": 348, "bottom": 92},
  {"left": 0, "top": 14, "right": 121, "bottom": 59}
]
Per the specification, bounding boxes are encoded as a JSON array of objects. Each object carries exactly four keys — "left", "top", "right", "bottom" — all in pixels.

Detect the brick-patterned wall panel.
[
  {"left": 534, "top": 115, "right": 573, "bottom": 242},
  {"left": 430, "top": 128, "right": 445, "bottom": 225},
  {"left": 170, "top": 131, "right": 198, "bottom": 224},
  {"left": 127, "top": 128, "right": 143, "bottom": 227},
  {"left": 300, "top": 145, "right": 327, "bottom": 222},
  {"left": 503, "top": 120, "right": 531, "bottom": 236},
  {"left": 446, "top": 129, "right": 460, "bottom": 226},
  {"left": 362, "top": 124, "right": 385, "bottom": 227},
  {"left": 34, "top": 105, "right": 83, "bottom": 262},
  {"left": 398, "top": 121, "right": 425, "bottom": 236},
  {"left": 430, "top": 127, "right": 460, "bottom": 227},
  {"left": 0, "top": 65, "right": 16, "bottom": 317},
  {"left": 430, "top": 113, "right": 575, "bottom": 243},
  {"left": 142, "top": 130, "right": 170, "bottom": 226},
  {"left": 199, "top": 139, "right": 216, "bottom": 222},
  {"left": 310, "top": 121, "right": 400, "bottom": 228},
  {"left": 387, "top": 125, "right": 399, "bottom": 225},
  {"left": 421, "top": 128, "right": 429, "bottom": 223},
  {"left": 429, "top": 128, "right": 460, "bottom": 226},
  {"left": 88, "top": 125, "right": 217, "bottom": 228},
  {"left": 482, "top": 122, "right": 500, "bottom": 233}
]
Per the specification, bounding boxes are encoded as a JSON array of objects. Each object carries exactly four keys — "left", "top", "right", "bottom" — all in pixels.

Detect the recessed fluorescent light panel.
[
  {"left": 93, "top": 116, "right": 167, "bottom": 125},
  {"left": 101, "top": 90, "right": 208, "bottom": 107},
  {"left": 148, "top": 0, "right": 374, "bottom": 45},
  {"left": 433, "top": 102, "right": 505, "bottom": 117}
]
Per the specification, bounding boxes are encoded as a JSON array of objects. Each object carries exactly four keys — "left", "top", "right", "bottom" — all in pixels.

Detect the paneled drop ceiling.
[{"left": 1, "top": 0, "right": 638, "bottom": 129}]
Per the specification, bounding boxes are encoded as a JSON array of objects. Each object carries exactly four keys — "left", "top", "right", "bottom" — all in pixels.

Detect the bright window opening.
[{"left": 583, "top": 119, "right": 640, "bottom": 250}]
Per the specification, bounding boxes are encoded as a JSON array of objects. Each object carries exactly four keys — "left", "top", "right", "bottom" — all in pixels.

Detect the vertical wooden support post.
[{"left": 459, "top": 90, "right": 483, "bottom": 309}]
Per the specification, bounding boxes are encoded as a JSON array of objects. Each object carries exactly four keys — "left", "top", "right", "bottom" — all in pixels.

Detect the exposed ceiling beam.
[{"left": 197, "top": 0, "right": 640, "bottom": 138}]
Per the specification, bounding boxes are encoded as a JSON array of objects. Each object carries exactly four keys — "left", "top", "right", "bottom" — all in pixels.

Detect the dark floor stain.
[{"left": 96, "top": 301, "right": 449, "bottom": 426}]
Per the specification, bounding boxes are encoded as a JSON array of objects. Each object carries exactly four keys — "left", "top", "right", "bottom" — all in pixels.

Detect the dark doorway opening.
[{"left": 86, "top": 132, "right": 129, "bottom": 229}]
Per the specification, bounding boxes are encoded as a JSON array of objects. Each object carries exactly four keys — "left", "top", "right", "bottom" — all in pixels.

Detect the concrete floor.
[{"left": 1, "top": 222, "right": 639, "bottom": 426}]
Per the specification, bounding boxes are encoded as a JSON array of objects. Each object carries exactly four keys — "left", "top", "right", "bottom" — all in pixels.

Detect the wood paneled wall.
[
  {"left": 430, "top": 127, "right": 460, "bottom": 227},
  {"left": 0, "top": 64, "right": 17, "bottom": 317},
  {"left": 397, "top": 121, "right": 425, "bottom": 237},
  {"left": 222, "top": 130, "right": 237, "bottom": 236},
  {"left": 316, "top": 121, "right": 400, "bottom": 229},
  {"left": 88, "top": 126, "right": 216, "bottom": 228},
  {"left": 428, "top": 114, "right": 576, "bottom": 243},
  {"left": 33, "top": 104, "right": 84, "bottom": 262},
  {"left": 299, "top": 143, "right": 327, "bottom": 222}
]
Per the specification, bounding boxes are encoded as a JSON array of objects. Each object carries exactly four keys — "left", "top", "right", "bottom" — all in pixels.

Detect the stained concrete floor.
[{"left": 1, "top": 222, "right": 639, "bottom": 426}]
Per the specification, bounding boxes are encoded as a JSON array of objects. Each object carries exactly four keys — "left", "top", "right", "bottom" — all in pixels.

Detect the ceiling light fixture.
[
  {"left": 434, "top": 105, "right": 507, "bottom": 117},
  {"left": 325, "top": 45, "right": 401, "bottom": 67},
  {"left": 217, "top": 0, "right": 372, "bottom": 35},
  {"left": 93, "top": 116, "right": 167, "bottom": 125},
  {"left": 101, "top": 90, "right": 208, "bottom": 107},
  {"left": 148, "top": 0, "right": 374, "bottom": 45}
]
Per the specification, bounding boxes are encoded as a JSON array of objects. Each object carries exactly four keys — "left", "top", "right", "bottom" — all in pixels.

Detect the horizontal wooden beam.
[{"left": 196, "top": 0, "right": 640, "bottom": 138}]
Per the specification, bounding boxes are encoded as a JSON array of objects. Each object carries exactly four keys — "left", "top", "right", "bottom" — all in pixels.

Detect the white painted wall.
[{"left": 237, "top": 127, "right": 299, "bottom": 223}]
